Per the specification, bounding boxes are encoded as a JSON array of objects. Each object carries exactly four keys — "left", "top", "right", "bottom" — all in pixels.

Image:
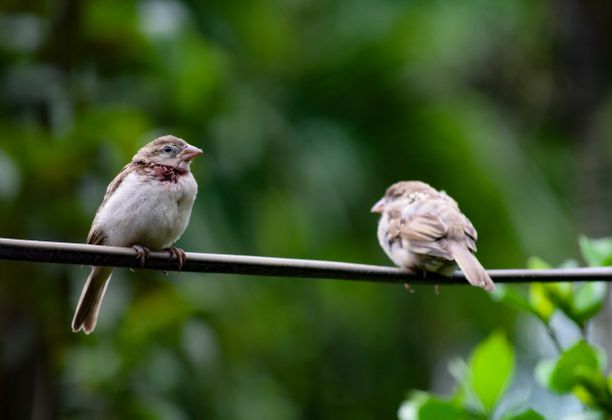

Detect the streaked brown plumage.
[
  {"left": 72, "top": 135, "right": 203, "bottom": 334},
  {"left": 371, "top": 181, "right": 494, "bottom": 291}
]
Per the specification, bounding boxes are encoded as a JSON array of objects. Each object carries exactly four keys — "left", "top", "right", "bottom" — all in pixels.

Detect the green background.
[{"left": 1, "top": 0, "right": 610, "bottom": 418}]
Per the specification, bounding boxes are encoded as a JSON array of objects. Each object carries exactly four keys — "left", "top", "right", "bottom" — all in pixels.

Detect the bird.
[
  {"left": 371, "top": 181, "right": 494, "bottom": 291},
  {"left": 72, "top": 135, "right": 203, "bottom": 334}
]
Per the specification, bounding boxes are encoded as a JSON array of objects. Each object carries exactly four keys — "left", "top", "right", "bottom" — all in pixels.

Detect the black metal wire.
[{"left": 0, "top": 237, "right": 609, "bottom": 285}]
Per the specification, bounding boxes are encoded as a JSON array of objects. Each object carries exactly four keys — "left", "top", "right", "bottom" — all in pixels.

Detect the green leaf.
[
  {"left": 502, "top": 409, "right": 545, "bottom": 420},
  {"left": 491, "top": 285, "right": 532, "bottom": 313},
  {"left": 569, "top": 283, "right": 607, "bottom": 323},
  {"left": 542, "top": 283, "right": 573, "bottom": 302},
  {"left": 534, "top": 359, "right": 555, "bottom": 390},
  {"left": 535, "top": 340, "right": 606, "bottom": 394},
  {"left": 419, "top": 398, "right": 464, "bottom": 420},
  {"left": 573, "top": 366, "right": 612, "bottom": 410},
  {"left": 527, "top": 256, "right": 552, "bottom": 269},
  {"left": 561, "top": 411, "right": 605, "bottom": 420},
  {"left": 468, "top": 331, "right": 514, "bottom": 412},
  {"left": 579, "top": 236, "right": 612, "bottom": 267},
  {"left": 559, "top": 259, "right": 579, "bottom": 269},
  {"left": 607, "top": 371, "right": 612, "bottom": 395},
  {"left": 398, "top": 392, "right": 464, "bottom": 420},
  {"left": 529, "top": 283, "right": 556, "bottom": 322},
  {"left": 447, "top": 358, "right": 469, "bottom": 406}
]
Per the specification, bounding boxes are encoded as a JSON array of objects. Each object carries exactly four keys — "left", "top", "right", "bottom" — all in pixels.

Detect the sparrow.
[
  {"left": 72, "top": 135, "right": 203, "bottom": 334},
  {"left": 371, "top": 181, "right": 494, "bottom": 291}
]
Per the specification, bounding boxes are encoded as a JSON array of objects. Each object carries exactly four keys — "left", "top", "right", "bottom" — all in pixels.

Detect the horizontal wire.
[{"left": 0, "top": 237, "right": 608, "bottom": 285}]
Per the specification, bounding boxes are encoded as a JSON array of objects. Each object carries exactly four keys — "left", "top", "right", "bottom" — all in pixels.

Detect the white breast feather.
[{"left": 93, "top": 172, "right": 198, "bottom": 249}]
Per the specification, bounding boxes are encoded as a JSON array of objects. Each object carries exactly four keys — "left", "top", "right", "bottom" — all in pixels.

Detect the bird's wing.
[
  {"left": 389, "top": 212, "right": 454, "bottom": 260},
  {"left": 102, "top": 163, "right": 133, "bottom": 204},
  {"left": 400, "top": 212, "right": 448, "bottom": 241},
  {"left": 463, "top": 216, "right": 478, "bottom": 253},
  {"left": 87, "top": 227, "right": 107, "bottom": 245},
  {"left": 87, "top": 163, "right": 134, "bottom": 245}
]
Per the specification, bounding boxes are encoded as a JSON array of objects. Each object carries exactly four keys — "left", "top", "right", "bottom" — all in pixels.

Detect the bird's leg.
[
  {"left": 404, "top": 267, "right": 425, "bottom": 293},
  {"left": 406, "top": 268, "right": 427, "bottom": 291},
  {"left": 132, "top": 244, "right": 151, "bottom": 268},
  {"left": 419, "top": 269, "right": 441, "bottom": 294},
  {"left": 421, "top": 269, "right": 441, "bottom": 294},
  {"left": 165, "top": 247, "right": 186, "bottom": 271}
]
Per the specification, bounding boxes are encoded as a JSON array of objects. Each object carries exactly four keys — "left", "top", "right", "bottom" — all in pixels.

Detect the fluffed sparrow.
[
  {"left": 371, "top": 181, "right": 494, "bottom": 291},
  {"left": 72, "top": 135, "right": 203, "bottom": 334}
]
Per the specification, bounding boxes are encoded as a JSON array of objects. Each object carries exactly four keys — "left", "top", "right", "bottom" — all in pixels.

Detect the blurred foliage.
[
  {"left": 398, "top": 331, "right": 529, "bottom": 420},
  {"left": 1, "top": 0, "right": 612, "bottom": 419},
  {"left": 495, "top": 237, "right": 609, "bottom": 332},
  {"left": 400, "top": 237, "right": 611, "bottom": 419}
]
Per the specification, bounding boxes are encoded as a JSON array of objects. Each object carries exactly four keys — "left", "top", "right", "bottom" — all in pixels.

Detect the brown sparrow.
[
  {"left": 72, "top": 135, "right": 203, "bottom": 334},
  {"left": 371, "top": 181, "right": 494, "bottom": 291}
]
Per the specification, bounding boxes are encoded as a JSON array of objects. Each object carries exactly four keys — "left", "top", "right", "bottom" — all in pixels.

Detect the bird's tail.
[
  {"left": 449, "top": 242, "right": 495, "bottom": 291},
  {"left": 71, "top": 266, "right": 113, "bottom": 334}
]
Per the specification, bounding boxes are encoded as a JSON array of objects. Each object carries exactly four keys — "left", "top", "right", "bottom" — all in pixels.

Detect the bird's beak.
[
  {"left": 371, "top": 198, "right": 386, "bottom": 213},
  {"left": 181, "top": 145, "right": 203, "bottom": 161}
]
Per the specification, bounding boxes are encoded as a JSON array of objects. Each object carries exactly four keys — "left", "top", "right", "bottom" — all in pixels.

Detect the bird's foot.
[
  {"left": 404, "top": 283, "right": 415, "bottom": 294},
  {"left": 165, "top": 247, "right": 186, "bottom": 271},
  {"left": 132, "top": 244, "right": 151, "bottom": 268},
  {"left": 434, "top": 284, "right": 440, "bottom": 295}
]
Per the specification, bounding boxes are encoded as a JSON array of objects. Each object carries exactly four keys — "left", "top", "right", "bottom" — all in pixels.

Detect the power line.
[{"left": 0, "top": 237, "right": 608, "bottom": 285}]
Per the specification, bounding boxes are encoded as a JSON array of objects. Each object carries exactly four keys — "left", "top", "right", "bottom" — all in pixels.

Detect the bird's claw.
[
  {"left": 132, "top": 244, "right": 151, "bottom": 268},
  {"left": 165, "top": 247, "right": 186, "bottom": 271},
  {"left": 404, "top": 283, "right": 415, "bottom": 294}
]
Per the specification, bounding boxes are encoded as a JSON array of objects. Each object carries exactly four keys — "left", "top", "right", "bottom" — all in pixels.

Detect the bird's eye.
[{"left": 163, "top": 146, "right": 173, "bottom": 154}]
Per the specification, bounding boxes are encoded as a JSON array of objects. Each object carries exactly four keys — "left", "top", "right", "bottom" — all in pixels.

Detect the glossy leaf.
[
  {"left": 526, "top": 256, "right": 552, "bottom": 270},
  {"left": 558, "top": 259, "right": 579, "bottom": 269},
  {"left": 529, "top": 283, "right": 556, "bottom": 323},
  {"left": 502, "top": 409, "right": 545, "bottom": 420},
  {"left": 535, "top": 340, "right": 606, "bottom": 394},
  {"left": 398, "top": 392, "right": 464, "bottom": 420},
  {"left": 579, "top": 236, "right": 612, "bottom": 267},
  {"left": 561, "top": 411, "right": 605, "bottom": 420},
  {"left": 448, "top": 358, "right": 470, "bottom": 406},
  {"left": 468, "top": 331, "right": 515, "bottom": 411},
  {"left": 541, "top": 282, "right": 572, "bottom": 303},
  {"left": 491, "top": 285, "right": 532, "bottom": 313},
  {"left": 569, "top": 283, "right": 607, "bottom": 323}
]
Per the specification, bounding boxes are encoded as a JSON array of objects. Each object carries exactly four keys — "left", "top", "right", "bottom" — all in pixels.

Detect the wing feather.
[
  {"left": 387, "top": 212, "right": 452, "bottom": 259},
  {"left": 400, "top": 213, "right": 447, "bottom": 242},
  {"left": 87, "top": 227, "right": 107, "bottom": 245},
  {"left": 463, "top": 217, "right": 478, "bottom": 252},
  {"left": 408, "top": 239, "right": 453, "bottom": 259},
  {"left": 87, "top": 163, "right": 135, "bottom": 246},
  {"left": 101, "top": 163, "right": 133, "bottom": 206}
]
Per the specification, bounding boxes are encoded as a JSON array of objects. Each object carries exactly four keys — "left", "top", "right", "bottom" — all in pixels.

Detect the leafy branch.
[{"left": 398, "top": 236, "right": 612, "bottom": 420}]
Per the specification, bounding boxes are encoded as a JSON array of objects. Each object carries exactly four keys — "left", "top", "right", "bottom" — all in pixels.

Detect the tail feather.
[
  {"left": 449, "top": 242, "right": 495, "bottom": 291},
  {"left": 72, "top": 266, "right": 113, "bottom": 334}
]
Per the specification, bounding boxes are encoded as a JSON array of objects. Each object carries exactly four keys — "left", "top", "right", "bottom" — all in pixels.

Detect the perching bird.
[
  {"left": 371, "top": 181, "right": 494, "bottom": 291},
  {"left": 72, "top": 135, "right": 203, "bottom": 334}
]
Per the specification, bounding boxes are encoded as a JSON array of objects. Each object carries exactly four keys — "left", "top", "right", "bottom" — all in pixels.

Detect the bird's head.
[
  {"left": 133, "top": 135, "right": 203, "bottom": 171},
  {"left": 371, "top": 181, "right": 435, "bottom": 213}
]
